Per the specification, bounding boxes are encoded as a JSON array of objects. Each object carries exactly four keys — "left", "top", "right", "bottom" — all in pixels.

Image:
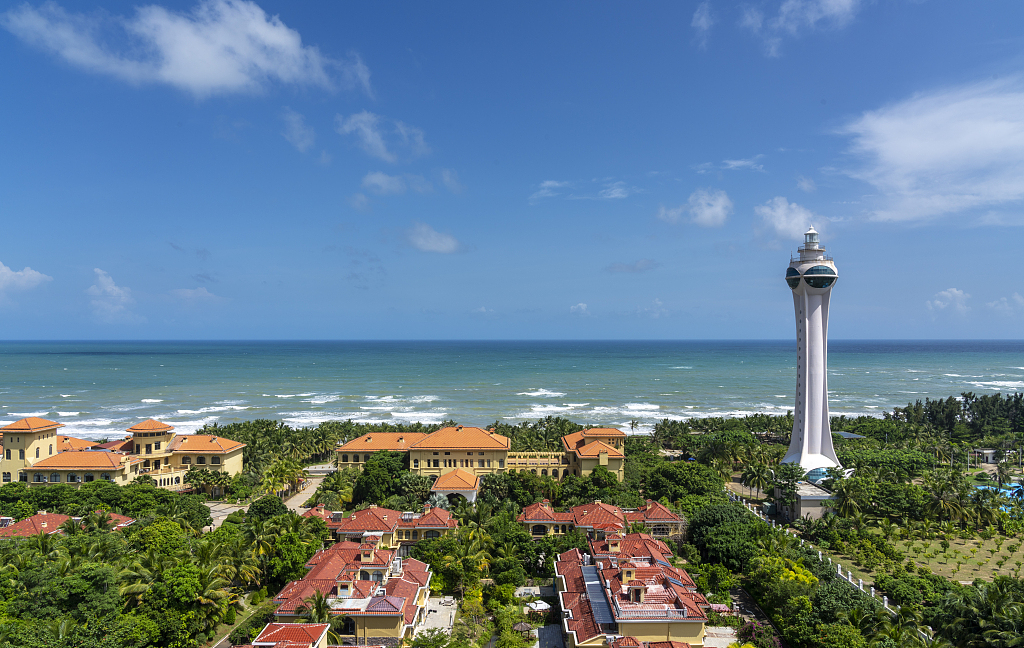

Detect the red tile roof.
[
  {"left": 431, "top": 468, "right": 480, "bottom": 491},
  {"left": 168, "top": 434, "right": 245, "bottom": 453},
  {"left": 31, "top": 451, "right": 127, "bottom": 469},
  {"left": 0, "top": 512, "right": 69, "bottom": 538},
  {"left": 338, "top": 432, "right": 429, "bottom": 452},
  {"left": 57, "top": 435, "right": 99, "bottom": 452},
  {"left": 574, "top": 440, "right": 624, "bottom": 458},
  {"left": 127, "top": 419, "right": 175, "bottom": 433},
  {"left": 1, "top": 417, "right": 64, "bottom": 433},
  {"left": 253, "top": 622, "right": 329, "bottom": 646}
]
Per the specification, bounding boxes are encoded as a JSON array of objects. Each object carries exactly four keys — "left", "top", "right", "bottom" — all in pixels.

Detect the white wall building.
[{"left": 781, "top": 227, "right": 842, "bottom": 479}]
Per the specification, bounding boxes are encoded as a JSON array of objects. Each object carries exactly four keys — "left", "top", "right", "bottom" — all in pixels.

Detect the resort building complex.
[
  {"left": 271, "top": 535, "right": 433, "bottom": 645},
  {"left": 555, "top": 534, "right": 709, "bottom": 648},
  {"left": 336, "top": 425, "right": 626, "bottom": 498},
  {"left": 0, "top": 417, "right": 245, "bottom": 491},
  {"left": 782, "top": 227, "right": 842, "bottom": 479},
  {"left": 518, "top": 499, "right": 685, "bottom": 540}
]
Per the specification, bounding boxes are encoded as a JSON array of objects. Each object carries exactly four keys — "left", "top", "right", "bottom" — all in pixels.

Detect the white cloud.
[
  {"left": 362, "top": 171, "right": 405, "bottom": 195},
  {"left": 348, "top": 193, "right": 369, "bottom": 210},
  {"left": 691, "top": 2, "right": 715, "bottom": 49},
  {"left": 407, "top": 223, "right": 460, "bottom": 254},
  {"left": 638, "top": 298, "right": 669, "bottom": 319},
  {"left": 598, "top": 181, "right": 630, "bottom": 199},
  {"left": 928, "top": 288, "right": 971, "bottom": 315},
  {"left": 841, "top": 78, "right": 1024, "bottom": 222},
  {"left": 722, "top": 155, "right": 764, "bottom": 171},
  {"left": 530, "top": 180, "right": 569, "bottom": 201},
  {"left": 0, "top": 261, "right": 51, "bottom": 292},
  {"left": 656, "top": 204, "right": 686, "bottom": 223},
  {"left": 441, "top": 168, "right": 464, "bottom": 194},
  {"left": 361, "top": 171, "right": 431, "bottom": 195},
  {"left": 170, "top": 286, "right": 218, "bottom": 300},
  {"left": 1, "top": 0, "right": 366, "bottom": 97},
  {"left": 755, "top": 196, "right": 821, "bottom": 240},
  {"left": 742, "top": 0, "right": 861, "bottom": 56},
  {"left": 988, "top": 293, "right": 1024, "bottom": 315},
  {"left": 318, "top": 150, "right": 331, "bottom": 165},
  {"left": 570, "top": 303, "right": 590, "bottom": 316},
  {"left": 87, "top": 268, "right": 142, "bottom": 323},
  {"left": 281, "top": 107, "right": 314, "bottom": 152},
  {"left": 797, "top": 175, "right": 816, "bottom": 192},
  {"left": 607, "top": 259, "right": 659, "bottom": 274},
  {"left": 336, "top": 111, "right": 428, "bottom": 163},
  {"left": 688, "top": 188, "right": 733, "bottom": 227}
]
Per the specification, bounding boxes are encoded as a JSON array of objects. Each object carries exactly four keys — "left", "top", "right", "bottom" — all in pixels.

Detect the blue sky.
[{"left": 1, "top": 0, "right": 1023, "bottom": 339}]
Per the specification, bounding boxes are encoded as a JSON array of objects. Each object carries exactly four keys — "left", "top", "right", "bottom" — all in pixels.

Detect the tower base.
[{"left": 779, "top": 452, "right": 840, "bottom": 476}]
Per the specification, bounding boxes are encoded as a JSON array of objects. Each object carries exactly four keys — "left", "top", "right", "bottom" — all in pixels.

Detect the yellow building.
[
  {"left": 0, "top": 417, "right": 244, "bottom": 492},
  {"left": 408, "top": 425, "right": 510, "bottom": 476},
  {"left": 560, "top": 428, "right": 626, "bottom": 481}
]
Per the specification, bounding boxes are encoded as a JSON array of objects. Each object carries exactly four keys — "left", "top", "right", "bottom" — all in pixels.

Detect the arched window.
[
  {"left": 561, "top": 525, "right": 567, "bottom": 534},
  {"left": 49, "top": 444, "right": 53, "bottom": 455},
  {"left": 175, "top": 477, "right": 180, "bottom": 484},
  {"left": 412, "top": 531, "right": 418, "bottom": 540},
  {"left": 360, "top": 571, "right": 369, "bottom": 580},
  {"left": 181, "top": 456, "right": 192, "bottom": 465},
  {"left": 101, "top": 473, "right": 111, "bottom": 481},
  {"left": 424, "top": 530, "right": 440, "bottom": 540},
  {"left": 67, "top": 473, "right": 79, "bottom": 483},
  {"left": 33, "top": 473, "right": 46, "bottom": 482},
  {"left": 531, "top": 525, "right": 547, "bottom": 536},
  {"left": 84, "top": 473, "right": 94, "bottom": 482},
  {"left": 342, "top": 454, "right": 349, "bottom": 463},
  {"left": 197, "top": 457, "right": 206, "bottom": 465},
  {"left": 531, "top": 469, "right": 537, "bottom": 475},
  {"left": 1, "top": 473, "right": 10, "bottom": 483},
  {"left": 50, "top": 473, "right": 60, "bottom": 483},
  {"left": 35, "top": 448, "right": 40, "bottom": 458},
  {"left": 364, "top": 454, "right": 370, "bottom": 462},
  {"left": 211, "top": 457, "right": 221, "bottom": 465},
  {"left": 541, "top": 469, "right": 547, "bottom": 476},
  {"left": 552, "top": 469, "right": 559, "bottom": 478}
]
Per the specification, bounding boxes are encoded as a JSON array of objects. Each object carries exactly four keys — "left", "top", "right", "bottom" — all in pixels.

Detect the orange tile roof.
[
  {"left": 574, "top": 440, "right": 624, "bottom": 458},
  {"left": 169, "top": 434, "right": 245, "bottom": 453},
  {"left": 583, "top": 427, "right": 626, "bottom": 437},
  {"left": 127, "top": 419, "right": 175, "bottom": 433},
  {"left": 338, "top": 432, "right": 429, "bottom": 452},
  {"left": 431, "top": 468, "right": 480, "bottom": 491},
  {"left": 2, "top": 417, "right": 64, "bottom": 433},
  {"left": 0, "top": 512, "right": 70, "bottom": 538},
  {"left": 411, "top": 426, "right": 510, "bottom": 450},
  {"left": 97, "top": 438, "right": 134, "bottom": 452},
  {"left": 57, "top": 435, "right": 98, "bottom": 452},
  {"left": 31, "top": 451, "right": 126, "bottom": 469},
  {"left": 254, "top": 623, "right": 329, "bottom": 645}
]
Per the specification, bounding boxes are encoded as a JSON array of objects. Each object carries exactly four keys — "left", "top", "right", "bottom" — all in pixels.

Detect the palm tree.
[
  {"left": 742, "top": 463, "right": 773, "bottom": 499},
  {"left": 296, "top": 589, "right": 345, "bottom": 642}
]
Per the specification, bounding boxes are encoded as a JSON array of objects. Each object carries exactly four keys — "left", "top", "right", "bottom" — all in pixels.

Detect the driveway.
[
  {"left": 283, "top": 476, "right": 324, "bottom": 513},
  {"left": 205, "top": 501, "right": 247, "bottom": 532}
]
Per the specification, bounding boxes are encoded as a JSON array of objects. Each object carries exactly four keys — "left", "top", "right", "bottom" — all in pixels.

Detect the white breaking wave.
[
  {"left": 969, "top": 381, "right": 1024, "bottom": 391},
  {"left": 516, "top": 389, "right": 566, "bottom": 398},
  {"left": 624, "top": 403, "right": 659, "bottom": 411},
  {"left": 302, "top": 395, "right": 341, "bottom": 405},
  {"left": 10, "top": 411, "right": 49, "bottom": 417},
  {"left": 141, "top": 398, "right": 163, "bottom": 403},
  {"left": 176, "top": 405, "right": 248, "bottom": 415},
  {"left": 57, "top": 411, "right": 81, "bottom": 416}
]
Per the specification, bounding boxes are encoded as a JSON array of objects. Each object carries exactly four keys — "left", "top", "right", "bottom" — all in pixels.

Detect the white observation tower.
[{"left": 781, "top": 227, "right": 841, "bottom": 479}]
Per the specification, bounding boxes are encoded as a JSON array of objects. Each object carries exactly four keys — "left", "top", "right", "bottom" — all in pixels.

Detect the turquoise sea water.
[{"left": 1, "top": 341, "right": 1023, "bottom": 441}]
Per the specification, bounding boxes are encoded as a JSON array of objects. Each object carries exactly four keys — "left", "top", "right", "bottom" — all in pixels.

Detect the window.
[
  {"left": 4, "top": 450, "right": 9, "bottom": 460},
  {"left": 49, "top": 444, "right": 53, "bottom": 455},
  {"left": 561, "top": 525, "right": 567, "bottom": 534},
  {"left": 155, "top": 442, "right": 161, "bottom": 450},
  {"left": 364, "top": 454, "right": 371, "bottom": 462},
  {"left": 412, "top": 531, "right": 419, "bottom": 540},
  {"left": 135, "top": 444, "right": 140, "bottom": 454},
  {"left": 18, "top": 473, "right": 27, "bottom": 482},
  {"left": 101, "top": 473, "right": 111, "bottom": 481},
  {"left": 197, "top": 457, "right": 206, "bottom": 465},
  {"left": 487, "top": 460, "right": 492, "bottom": 467},
  {"left": 424, "top": 530, "right": 440, "bottom": 540},
  {"left": 432, "top": 460, "right": 439, "bottom": 468},
  {"left": 531, "top": 525, "right": 547, "bottom": 536},
  {"left": 552, "top": 469, "right": 558, "bottom": 478},
  {"left": 145, "top": 444, "right": 152, "bottom": 455},
  {"left": 541, "top": 469, "right": 548, "bottom": 476},
  {"left": 175, "top": 477, "right": 180, "bottom": 484},
  {"left": 181, "top": 457, "right": 192, "bottom": 465},
  {"left": 84, "top": 473, "right": 94, "bottom": 482},
  {"left": 478, "top": 452, "right": 484, "bottom": 456},
  {"left": 211, "top": 456, "right": 221, "bottom": 465},
  {"left": 478, "top": 460, "right": 485, "bottom": 468},
  {"left": 342, "top": 454, "right": 348, "bottom": 463},
  {"left": 50, "top": 473, "right": 60, "bottom": 483},
  {"left": 1, "top": 473, "right": 9, "bottom": 483},
  {"left": 432, "top": 452, "right": 439, "bottom": 456},
  {"left": 498, "top": 459, "right": 504, "bottom": 469},
  {"left": 19, "top": 450, "right": 24, "bottom": 460},
  {"left": 35, "top": 448, "right": 40, "bottom": 458},
  {"left": 143, "top": 460, "right": 150, "bottom": 468},
  {"left": 444, "top": 452, "right": 450, "bottom": 456},
  {"left": 467, "top": 452, "right": 473, "bottom": 456},
  {"left": 33, "top": 473, "right": 46, "bottom": 482},
  {"left": 413, "top": 459, "right": 419, "bottom": 468},
  {"left": 360, "top": 571, "right": 369, "bottom": 580}
]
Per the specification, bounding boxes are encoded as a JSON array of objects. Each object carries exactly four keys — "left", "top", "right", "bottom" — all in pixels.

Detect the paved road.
[
  {"left": 205, "top": 501, "right": 247, "bottom": 532},
  {"left": 284, "top": 476, "right": 324, "bottom": 513}
]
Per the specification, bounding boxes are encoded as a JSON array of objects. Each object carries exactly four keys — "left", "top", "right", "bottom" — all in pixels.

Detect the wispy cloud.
[
  {"left": 281, "top": 107, "right": 314, "bottom": 152},
  {"left": 742, "top": 0, "right": 861, "bottom": 56},
  {"left": 1, "top": 0, "right": 368, "bottom": 97},
  {"left": 407, "top": 223, "right": 460, "bottom": 253},
  {"left": 755, "top": 196, "right": 821, "bottom": 240},
  {"left": 638, "top": 298, "right": 668, "bottom": 319},
  {"left": 928, "top": 288, "right": 970, "bottom": 315},
  {"left": 87, "top": 268, "right": 143, "bottom": 323},
  {"left": 607, "top": 259, "right": 659, "bottom": 274},
  {"left": 336, "top": 111, "right": 428, "bottom": 163},
  {"left": 570, "top": 303, "right": 590, "bottom": 316},
  {"left": 361, "top": 171, "right": 432, "bottom": 196},
  {"left": 691, "top": 1, "right": 715, "bottom": 49},
  {"left": 797, "top": 175, "right": 816, "bottom": 192},
  {"left": 530, "top": 180, "right": 569, "bottom": 201},
  {"left": 0, "top": 261, "right": 51, "bottom": 293},
  {"left": 657, "top": 188, "right": 733, "bottom": 227},
  {"left": 440, "top": 168, "right": 464, "bottom": 194},
  {"left": 722, "top": 155, "right": 764, "bottom": 171},
  {"left": 841, "top": 78, "right": 1024, "bottom": 222},
  {"left": 988, "top": 293, "right": 1024, "bottom": 315},
  {"left": 597, "top": 181, "right": 630, "bottom": 199}
]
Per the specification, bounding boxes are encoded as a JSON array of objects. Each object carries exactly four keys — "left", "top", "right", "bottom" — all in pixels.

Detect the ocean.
[{"left": 1, "top": 340, "right": 1023, "bottom": 441}]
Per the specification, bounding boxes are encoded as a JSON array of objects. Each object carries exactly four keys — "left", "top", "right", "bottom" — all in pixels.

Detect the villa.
[
  {"left": 0, "top": 510, "right": 135, "bottom": 538},
  {"left": 0, "top": 417, "right": 245, "bottom": 492},
  {"left": 271, "top": 535, "right": 433, "bottom": 645},
  {"left": 336, "top": 425, "right": 627, "bottom": 501},
  {"left": 554, "top": 534, "right": 708, "bottom": 648},
  {"left": 302, "top": 503, "right": 458, "bottom": 556},
  {"left": 518, "top": 499, "right": 685, "bottom": 540}
]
